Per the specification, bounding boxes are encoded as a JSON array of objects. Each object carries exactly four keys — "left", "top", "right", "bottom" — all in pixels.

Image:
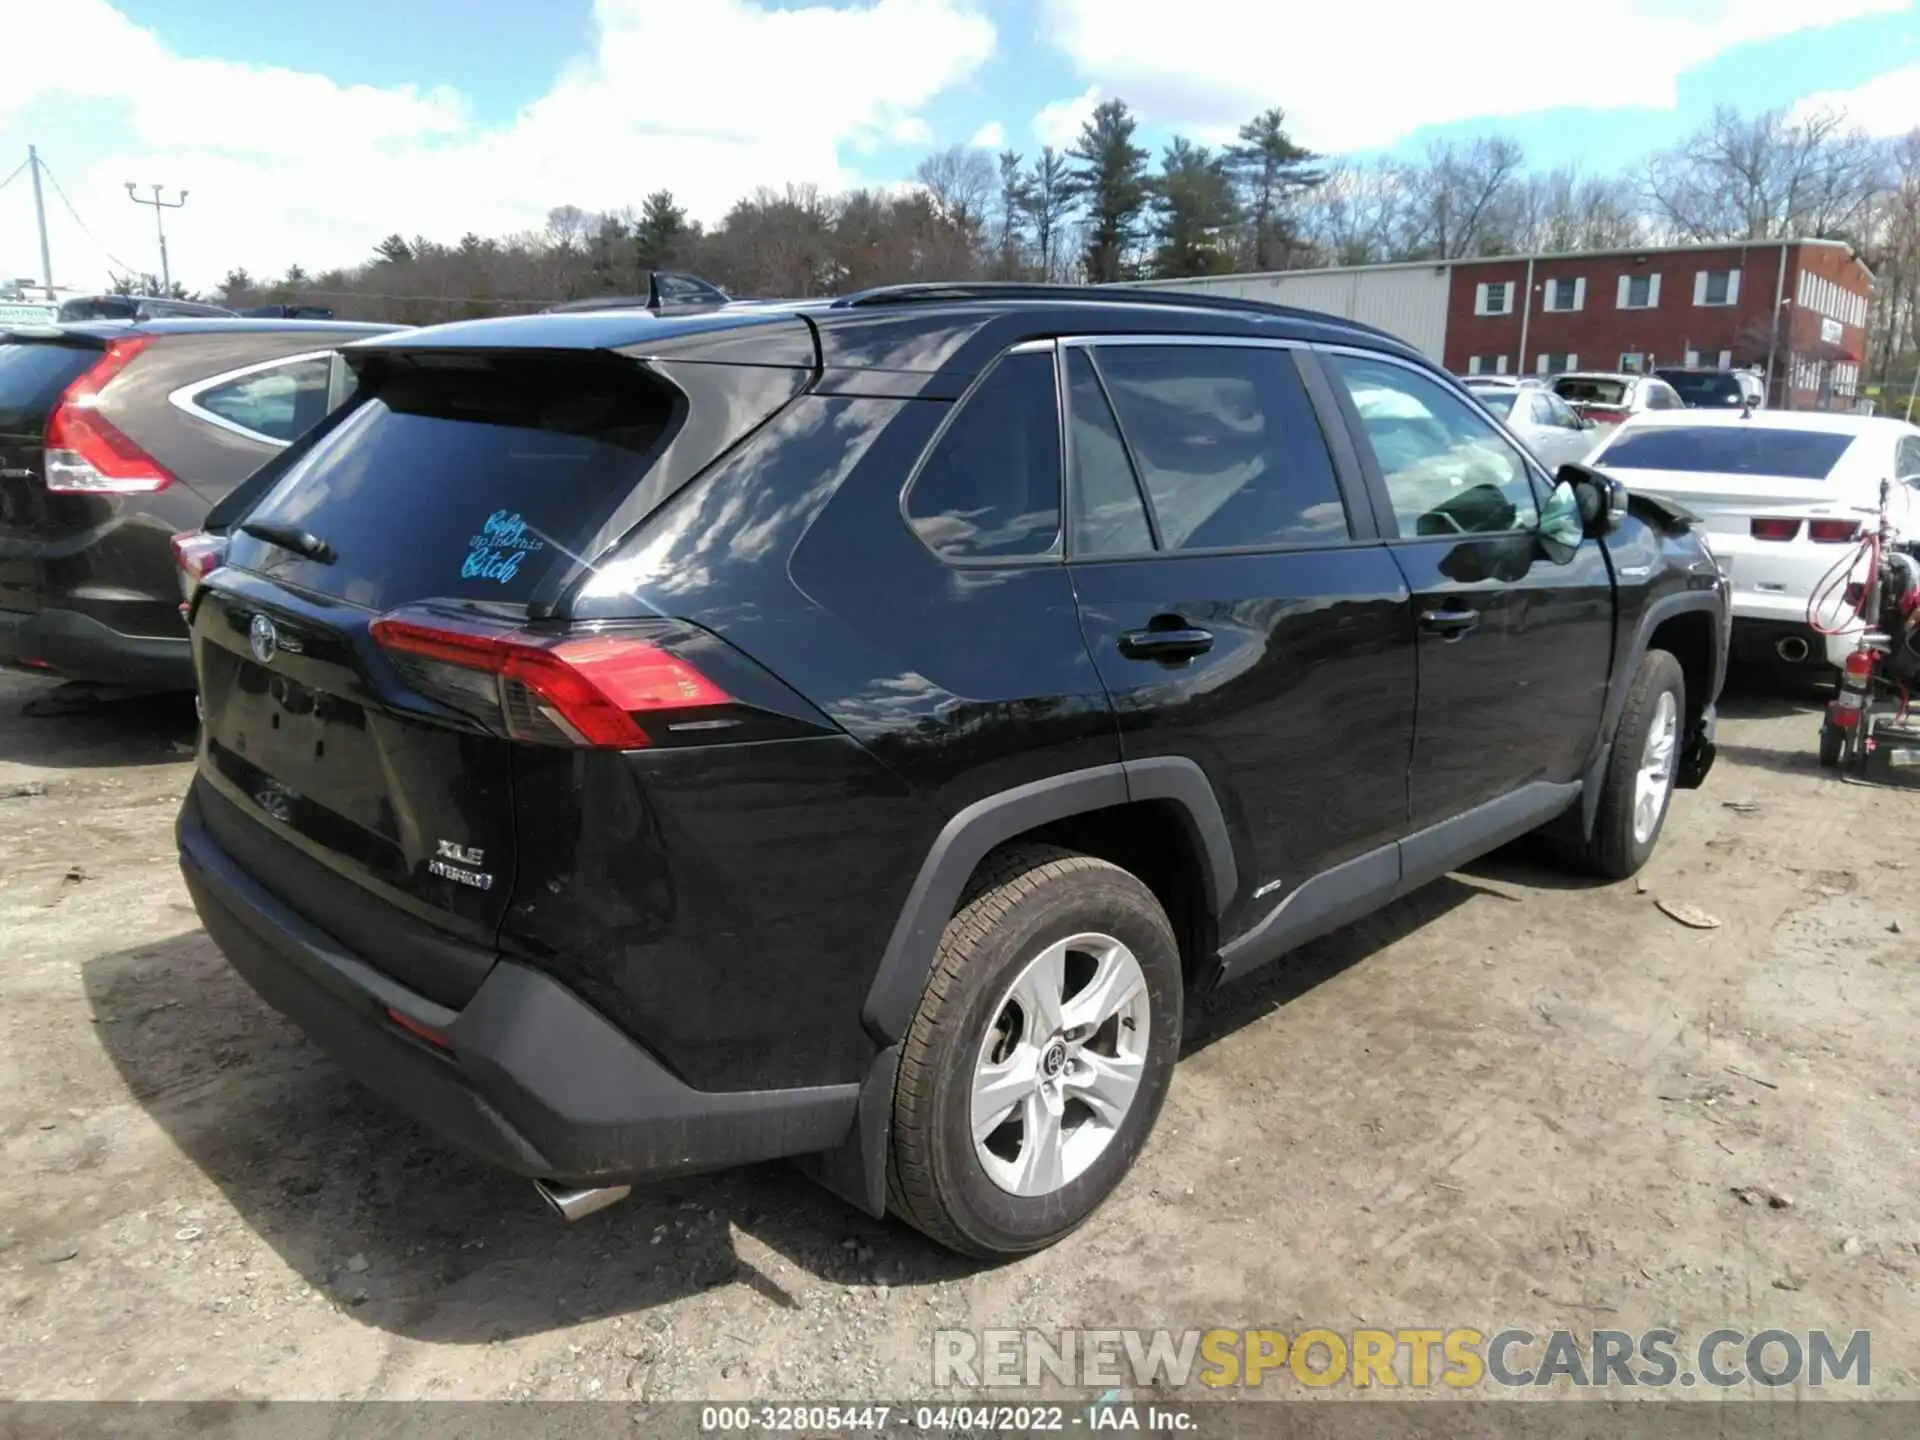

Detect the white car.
[
  {"left": 1589, "top": 410, "right": 1920, "bottom": 671},
  {"left": 1461, "top": 378, "right": 1602, "bottom": 469}
]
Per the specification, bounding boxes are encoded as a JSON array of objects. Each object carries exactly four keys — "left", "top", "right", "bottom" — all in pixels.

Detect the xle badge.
[{"left": 428, "top": 839, "right": 492, "bottom": 891}]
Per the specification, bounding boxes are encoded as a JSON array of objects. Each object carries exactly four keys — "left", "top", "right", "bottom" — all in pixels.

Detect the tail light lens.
[
  {"left": 1751, "top": 518, "right": 1800, "bottom": 541},
  {"left": 1581, "top": 406, "right": 1628, "bottom": 424},
  {"left": 370, "top": 611, "right": 730, "bottom": 749},
  {"left": 1808, "top": 519, "right": 1861, "bottom": 544},
  {"left": 170, "top": 530, "right": 227, "bottom": 614},
  {"left": 44, "top": 337, "right": 175, "bottom": 494}
]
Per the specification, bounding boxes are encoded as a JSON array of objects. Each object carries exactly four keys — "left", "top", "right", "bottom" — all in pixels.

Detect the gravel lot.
[{"left": 1, "top": 667, "right": 1916, "bottom": 1402}]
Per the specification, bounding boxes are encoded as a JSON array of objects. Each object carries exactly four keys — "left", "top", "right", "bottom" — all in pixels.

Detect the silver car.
[{"left": 1463, "top": 378, "right": 1600, "bottom": 469}]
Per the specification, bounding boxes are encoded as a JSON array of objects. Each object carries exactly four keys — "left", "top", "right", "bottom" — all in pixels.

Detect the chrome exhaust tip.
[
  {"left": 533, "top": 1179, "right": 632, "bottom": 1223},
  {"left": 1775, "top": 635, "right": 1811, "bottom": 664}
]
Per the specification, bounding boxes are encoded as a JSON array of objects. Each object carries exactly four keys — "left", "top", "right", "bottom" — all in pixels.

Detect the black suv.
[
  {"left": 0, "top": 318, "right": 393, "bottom": 689},
  {"left": 176, "top": 286, "right": 1728, "bottom": 1257}
]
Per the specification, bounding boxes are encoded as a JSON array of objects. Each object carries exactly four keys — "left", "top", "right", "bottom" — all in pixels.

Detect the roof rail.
[{"left": 831, "top": 281, "right": 1405, "bottom": 344}]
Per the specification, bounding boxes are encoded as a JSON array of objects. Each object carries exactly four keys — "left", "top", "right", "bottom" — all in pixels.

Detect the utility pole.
[
  {"left": 125, "top": 182, "right": 187, "bottom": 293},
  {"left": 28, "top": 146, "right": 52, "bottom": 290}
]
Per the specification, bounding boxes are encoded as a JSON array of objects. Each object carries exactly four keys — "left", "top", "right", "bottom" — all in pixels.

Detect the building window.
[
  {"left": 1620, "top": 352, "right": 1645, "bottom": 373},
  {"left": 1475, "top": 282, "right": 1514, "bottom": 317},
  {"left": 1616, "top": 274, "right": 1660, "bottom": 309},
  {"left": 1543, "top": 277, "right": 1585, "bottom": 312},
  {"left": 1683, "top": 349, "right": 1700, "bottom": 367},
  {"left": 1717, "top": 349, "right": 1732, "bottom": 370},
  {"left": 1467, "top": 355, "right": 1510, "bottom": 376},
  {"left": 1536, "top": 353, "right": 1578, "bottom": 375},
  {"left": 1694, "top": 268, "right": 1740, "bottom": 307}
]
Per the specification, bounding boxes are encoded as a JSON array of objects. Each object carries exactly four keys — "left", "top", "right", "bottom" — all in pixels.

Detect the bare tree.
[
  {"left": 1647, "top": 105, "right": 1887, "bottom": 243},
  {"left": 1296, "top": 160, "right": 1401, "bottom": 266},
  {"left": 915, "top": 146, "right": 996, "bottom": 235},
  {"left": 1394, "top": 137, "right": 1527, "bottom": 259}
]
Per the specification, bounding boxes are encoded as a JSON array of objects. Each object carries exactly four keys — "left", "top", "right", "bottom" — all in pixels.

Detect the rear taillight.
[
  {"left": 1808, "top": 519, "right": 1861, "bottom": 544},
  {"left": 170, "top": 530, "right": 227, "bottom": 616},
  {"left": 44, "top": 337, "right": 175, "bottom": 494},
  {"left": 370, "top": 611, "right": 730, "bottom": 749},
  {"left": 1581, "top": 406, "right": 1628, "bottom": 424},
  {"left": 1751, "top": 518, "right": 1800, "bottom": 541}
]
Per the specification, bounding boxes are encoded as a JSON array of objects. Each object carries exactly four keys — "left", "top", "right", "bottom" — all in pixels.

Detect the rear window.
[
  {"left": 1597, "top": 425, "right": 1856, "bottom": 480},
  {"left": 229, "top": 352, "right": 679, "bottom": 610},
  {"left": 1554, "top": 378, "right": 1629, "bottom": 406},
  {"left": 1657, "top": 371, "right": 1744, "bottom": 407},
  {"left": 1470, "top": 390, "right": 1518, "bottom": 419},
  {"left": 0, "top": 341, "right": 95, "bottom": 432}
]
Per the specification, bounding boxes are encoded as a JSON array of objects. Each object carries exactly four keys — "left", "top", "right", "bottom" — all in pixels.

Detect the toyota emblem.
[{"left": 249, "top": 613, "right": 279, "bottom": 665}]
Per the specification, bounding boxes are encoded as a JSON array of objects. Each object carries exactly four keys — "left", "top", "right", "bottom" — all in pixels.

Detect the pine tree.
[
  {"left": 373, "top": 234, "right": 412, "bottom": 265},
  {"left": 1069, "top": 100, "right": 1151, "bottom": 283},
  {"left": 635, "top": 190, "right": 691, "bottom": 271},
  {"left": 1150, "top": 139, "right": 1240, "bottom": 278},
  {"left": 1019, "top": 147, "right": 1079, "bottom": 281},
  {"left": 1226, "top": 107, "right": 1322, "bottom": 271}
]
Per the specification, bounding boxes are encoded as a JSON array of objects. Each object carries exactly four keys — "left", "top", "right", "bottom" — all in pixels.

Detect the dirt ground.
[{"left": 1, "top": 665, "right": 1916, "bottom": 1404}]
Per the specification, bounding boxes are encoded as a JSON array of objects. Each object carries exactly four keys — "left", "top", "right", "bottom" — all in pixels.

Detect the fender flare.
[
  {"left": 1575, "top": 588, "right": 1727, "bottom": 836},
  {"left": 859, "top": 758, "right": 1236, "bottom": 1046}
]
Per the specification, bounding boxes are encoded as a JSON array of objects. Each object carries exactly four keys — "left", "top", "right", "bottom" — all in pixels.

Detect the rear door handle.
[
  {"left": 1419, "top": 606, "right": 1481, "bottom": 640},
  {"left": 1118, "top": 625, "right": 1215, "bottom": 663}
]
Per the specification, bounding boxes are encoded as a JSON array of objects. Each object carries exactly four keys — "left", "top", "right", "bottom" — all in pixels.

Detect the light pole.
[{"left": 125, "top": 183, "right": 187, "bottom": 293}]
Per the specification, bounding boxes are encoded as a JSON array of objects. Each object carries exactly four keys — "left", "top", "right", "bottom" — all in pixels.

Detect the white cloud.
[
  {"left": 0, "top": 0, "right": 995, "bottom": 288},
  {"left": 1793, "top": 63, "right": 1920, "bottom": 136},
  {"left": 1039, "top": 0, "right": 1910, "bottom": 152},
  {"left": 969, "top": 120, "right": 1006, "bottom": 149},
  {"left": 1032, "top": 86, "right": 1100, "bottom": 150}
]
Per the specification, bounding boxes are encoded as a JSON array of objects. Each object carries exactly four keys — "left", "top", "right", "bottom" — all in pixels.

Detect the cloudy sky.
[{"left": 1, "top": 0, "right": 1916, "bottom": 291}]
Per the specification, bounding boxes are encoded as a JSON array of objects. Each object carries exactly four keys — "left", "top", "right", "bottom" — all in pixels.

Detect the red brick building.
[{"left": 1445, "top": 238, "right": 1872, "bottom": 409}]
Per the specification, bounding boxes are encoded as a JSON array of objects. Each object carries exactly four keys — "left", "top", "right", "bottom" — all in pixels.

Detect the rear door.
[
  {"left": 1324, "top": 349, "right": 1614, "bottom": 834},
  {"left": 191, "top": 341, "right": 806, "bottom": 1004},
  {"left": 1060, "top": 337, "right": 1417, "bottom": 943}
]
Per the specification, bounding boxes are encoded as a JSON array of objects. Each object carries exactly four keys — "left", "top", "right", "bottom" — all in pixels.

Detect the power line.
[
  {"left": 0, "top": 157, "right": 28, "bottom": 194},
  {"left": 36, "top": 160, "right": 141, "bottom": 277}
]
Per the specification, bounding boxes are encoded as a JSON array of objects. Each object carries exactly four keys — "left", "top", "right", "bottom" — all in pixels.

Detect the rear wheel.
[
  {"left": 1818, "top": 721, "right": 1845, "bottom": 769},
  {"left": 1579, "top": 649, "right": 1686, "bottom": 879},
  {"left": 887, "top": 845, "right": 1182, "bottom": 1258}
]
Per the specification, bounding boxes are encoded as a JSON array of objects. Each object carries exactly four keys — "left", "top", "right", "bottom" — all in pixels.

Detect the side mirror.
[{"left": 1557, "top": 462, "right": 1628, "bottom": 536}]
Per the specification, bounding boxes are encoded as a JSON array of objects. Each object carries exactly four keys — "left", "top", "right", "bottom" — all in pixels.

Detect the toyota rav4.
[{"left": 176, "top": 285, "right": 1728, "bottom": 1257}]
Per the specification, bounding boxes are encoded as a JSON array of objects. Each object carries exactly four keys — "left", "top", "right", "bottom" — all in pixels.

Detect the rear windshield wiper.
[{"left": 239, "top": 520, "right": 336, "bottom": 564}]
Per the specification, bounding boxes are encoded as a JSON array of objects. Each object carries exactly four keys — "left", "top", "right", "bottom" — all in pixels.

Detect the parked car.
[
  {"left": 1651, "top": 366, "right": 1765, "bottom": 411},
  {"left": 543, "top": 271, "right": 731, "bottom": 314},
  {"left": 54, "top": 294, "right": 235, "bottom": 323},
  {"left": 1550, "top": 372, "right": 1687, "bottom": 429},
  {"left": 1587, "top": 409, "right": 1920, "bottom": 674},
  {"left": 0, "top": 317, "right": 396, "bottom": 690},
  {"left": 239, "top": 304, "right": 337, "bottom": 320},
  {"left": 176, "top": 284, "right": 1728, "bottom": 1258},
  {"left": 1461, "top": 377, "right": 1600, "bottom": 468}
]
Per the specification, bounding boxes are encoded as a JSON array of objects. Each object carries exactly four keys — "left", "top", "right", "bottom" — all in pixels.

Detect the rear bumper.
[
  {"left": 0, "top": 605, "right": 194, "bottom": 689},
  {"left": 177, "top": 788, "right": 860, "bottom": 1186},
  {"left": 1729, "top": 616, "right": 1854, "bottom": 671}
]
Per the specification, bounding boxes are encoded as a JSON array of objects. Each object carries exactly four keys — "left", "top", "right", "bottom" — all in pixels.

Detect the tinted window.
[
  {"left": 1527, "top": 393, "right": 1557, "bottom": 426},
  {"left": 55, "top": 296, "right": 138, "bottom": 322},
  {"left": 1898, "top": 436, "right": 1920, "bottom": 480},
  {"left": 233, "top": 352, "right": 679, "bottom": 609},
  {"left": 1332, "top": 354, "right": 1540, "bottom": 538},
  {"left": 1091, "top": 345, "right": 1347, "bottom": 551},
  {"left": 1595, "top": 426, "right": 1856, "bottom": 480},
  {"left": 1473, "top": 390, "right": 1519, "bottom": 419},
  {"left": 1065, "top": 350, "right": 1152, "bottom": 556},
  {"left": 193, "top": 356, "right": 332, "bottom": 443},
  {"left": 0, "top": 341, "right": 94, "bottom": 431},
  {"left": 906, "top": 351, "right": 1061, "bottom": 560},
  {"left": 1656, "top": 370, "right": 1744, "bottom": 407},
  {"left": 1644, "top": 382, "right": 1684, "bottom": 411}
]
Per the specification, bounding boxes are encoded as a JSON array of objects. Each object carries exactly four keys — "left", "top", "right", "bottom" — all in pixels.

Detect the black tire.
[
  {"left": 1818, "top": 722, "right": 1844, "bottom": 769},
  {"left": 1579, "top": 649, "right": 1687, "bottom": 879},
  {"left": 886, "top": 844, "right": 1182, "bottom": 1258}
]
